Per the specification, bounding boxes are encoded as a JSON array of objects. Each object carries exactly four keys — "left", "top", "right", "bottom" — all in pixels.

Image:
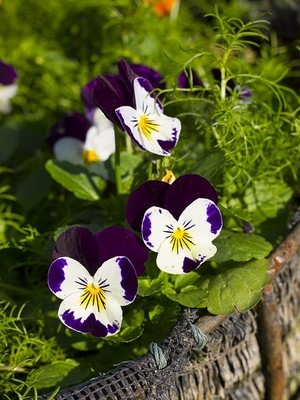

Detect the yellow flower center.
[
  {"left": 80, "top": 283, "right": 106, "bottom": 311},
  {"left": 137, "top": 114, "right": 159, "bottom": 140},
  {"left": 170, "top": 227, "right": 194, "bottom": 254},
  {"left": 82, "top": 149, "right": 99, "bottom": 165}
]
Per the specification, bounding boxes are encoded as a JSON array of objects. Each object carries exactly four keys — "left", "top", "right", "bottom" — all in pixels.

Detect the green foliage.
[{"left": 0, "top": 0, "right": 299, "bottom": 397}]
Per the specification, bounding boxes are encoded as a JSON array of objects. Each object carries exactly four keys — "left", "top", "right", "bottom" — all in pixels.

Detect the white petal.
[
  {"left": 133, "top": 77, "right": 163, "bottom": 114},
  {"left": 92, "top": 108, "right": 115, "bottom": 131},
  {"left": 142, "top": 206, "right": 177, "bottom": 252},
  {"left": 53, "top": 137, "right": 84, "bottom": 165},
  {"left": 178, "top": 198, "right": 223, "bottom": 241},
  {"left": 48, "top": 257, "right": 92, "bottom": 299},
  {"left": 156, "top": 238, "right": 216, "bottom": 274},
  {"left": 58, "top": 291, "right": 122, "bottom": 337},
  {"left": 94, "top": 256, "right": 137, "bottom": 306},
  {"left": 0, "top": 84, "right": 18, "bottom": 114},
  {"left": 84, "top": 124, "right": 115, "bottom": 162}
]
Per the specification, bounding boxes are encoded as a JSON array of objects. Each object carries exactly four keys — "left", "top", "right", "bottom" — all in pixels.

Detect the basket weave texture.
[{"left": 41, "top": 223, "right": 300, "bottom": 400}]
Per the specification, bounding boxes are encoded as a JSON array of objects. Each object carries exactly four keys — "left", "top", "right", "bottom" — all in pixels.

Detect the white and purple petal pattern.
[
  {"left": 48, "top": 255, "right": 138, "bottom": 337},
  {"left": 0, "top": 60, "right": 18, "bottom": 114},
  {"left": 116, "top": 78, "right": 181, "bottom": 156},
  {"left": 141, "top": 198, "right": 222, "bottom": 274}
]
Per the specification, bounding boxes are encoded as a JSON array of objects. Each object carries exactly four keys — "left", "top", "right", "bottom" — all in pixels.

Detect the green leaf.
[
  {"left": 164, "top": 284, "right": 208, "bottom": 308},
  {"left": 45, "top": 159, "right": 106, "bottom": 201},
  {"left": 108, "top": 307, "right": 145, "bottom": 343},
  {"left": 163, "top": 272, "right": 209, "bottom": 308},
  {"left": 138, "top": 277, "right": 162, "bottom": 297},
  {"left": 26, "top": 359, "right": 79, "bottom": 389},
  {"left": 212, "top": 230, "right": 273, "bottom": 262},
  {"left": 0, "top": 123, "right": 20, "bottom": 164},
  {"left": 244, "top": 179, "right": 293, "bottom": 224},
  {"left": 16, "top": 166, "right": 52, "bottom": 209},
  {"left": 207, "top": 258, "right": 270, "bottom": 314}
]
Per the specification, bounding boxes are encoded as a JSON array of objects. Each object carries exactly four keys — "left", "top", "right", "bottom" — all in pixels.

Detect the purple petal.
[
  {"left": 163, "top": 174, "right": 219, "bottom": 220},
  {"left": 81, "top": 78, "right": 97, "bottom": 108},
  {"left": 47, "top": 112, "right": 90, "bottom": 147},
  {"left": 94, "top": 226, "right": 148, "bottom": 276},
  {"left": 52, "top": 227, "right": 100, "bottom": 275},
  {"left": 130, "top": 63, "right": 165, "bottom": 90},
  {"left": 116, "top": 257, "right": 138, "bottom": 301},
  {"left": 0, "top": 61, "right": 18, "bottom": 86},
  {"left": 61, "top": 310, "right": 118, "bottom": 337},
  {"left": 126, "top": 180, "right": 169, "bottom": 231},
  {"left": 177, "top": 70, "right": 204, "bottom": 89},
  {"left": 118, "top": 60, "right": 139, "bottom": 90},
  {"left": 93, "top": 74, "right": 133, "bottom": 129}
]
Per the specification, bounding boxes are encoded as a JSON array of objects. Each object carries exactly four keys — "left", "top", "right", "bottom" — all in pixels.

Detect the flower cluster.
[
  {"left": 48, "top": 60, "right": 223, "bottom": 338},
  {"left": 0, "top": 60, "right": 18, "bottom": 114}
]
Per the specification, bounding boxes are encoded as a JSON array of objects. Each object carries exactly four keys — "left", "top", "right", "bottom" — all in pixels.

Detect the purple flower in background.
[
  {"left": 94, "top": 60, "right": 181, "bottom": 156},
  {"left": 177, "top": 70, "right": 204, "bottom": 89},
  {"left": 0, "top": 60, "right": 18, "bottom": 114},
  {"left": 126, "top": 174, "right": 222, "bottom": 274},
  {"left": 48, "top": 226, "right": 148, "bottom": 337},
  {"left": 48, "top": 112, "right": 115, "bottom": 176}
]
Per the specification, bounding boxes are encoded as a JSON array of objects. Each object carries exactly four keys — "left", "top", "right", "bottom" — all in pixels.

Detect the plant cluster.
[{"left": 0, "top": 0, "right": 299, "bottom": 398}]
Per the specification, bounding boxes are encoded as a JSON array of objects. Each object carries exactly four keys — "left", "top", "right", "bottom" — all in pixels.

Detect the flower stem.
[
  {"left": 114, "top": 128, "right": 122, "bottom": 195},
  {"left": 147, "top": 159, "right": 153, "bottom": 180}
]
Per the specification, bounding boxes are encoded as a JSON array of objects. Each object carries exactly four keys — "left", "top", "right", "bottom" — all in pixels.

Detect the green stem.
[
  {"left": 114, "top": 128, "right": 122, "bottom": 195},
  {"left": 0, "top": 282, "right": 33, "bottom": 296},
  {"left": 147, "top": 159, "right": 153, "bottom": 180},
  {"left": 125, "top": 134, "right": 133, "bottom": 154}
]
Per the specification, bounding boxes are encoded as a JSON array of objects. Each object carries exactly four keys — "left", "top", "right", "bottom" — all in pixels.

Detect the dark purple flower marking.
[
  {"left": 182, "top": 256, "right": 205, "bottom": 273},
  {"left": 206, "top": 203, "right": 223, "bottom": 234},
  {"left": 116, "top": 257, "right": 138, "bottom": 302},
  {"left": 142, "top": 212, "right": 153, "bottom": 248},
  {"left": 48, "top": 258, "right": 67, "bottom": 293},
  {"left": 61, "top": 310, "right": 118, "bottom": 337}
]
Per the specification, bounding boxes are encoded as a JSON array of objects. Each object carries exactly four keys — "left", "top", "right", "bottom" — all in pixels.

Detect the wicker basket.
[{"left": 41, "top": 222, "right": 300, "bottom": 400}]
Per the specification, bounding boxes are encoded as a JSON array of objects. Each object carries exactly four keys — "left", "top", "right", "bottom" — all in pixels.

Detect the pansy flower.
[
  {"left": 93, "top": 60, "right": 181, "bottom": 156},
  {"left": 48, "top": 111, "right": 115, "bottom": 175},
  {"left": 48, "top": 226, "right": 148, "bottom": 337},
  {"left": 126, "top": 174, "right": 222, "bottom": 274},
  {"left": 0, "top": 60, "right": 18, "bottom": 114}
]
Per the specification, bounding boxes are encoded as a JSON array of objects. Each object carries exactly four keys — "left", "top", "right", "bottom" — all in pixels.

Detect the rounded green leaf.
[{"left": 207, "top": 258, "right": 270, "bottom": 314}]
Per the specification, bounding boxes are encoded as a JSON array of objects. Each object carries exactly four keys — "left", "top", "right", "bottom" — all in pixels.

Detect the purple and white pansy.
[
  {"left": 48, "top": 111, "right": 115, "bottom": 176},
  {"left": 48, "top": 226, "right": 148, "bottom": 337},
  {"left": 126, "top": 174, "right": 223, "bottom": 274},
  {"left": 93, "top": 60, "right": 181, "bottom": 156},
  {"left": 0, "top": 60, "right": 18, "bottom": 114}
]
